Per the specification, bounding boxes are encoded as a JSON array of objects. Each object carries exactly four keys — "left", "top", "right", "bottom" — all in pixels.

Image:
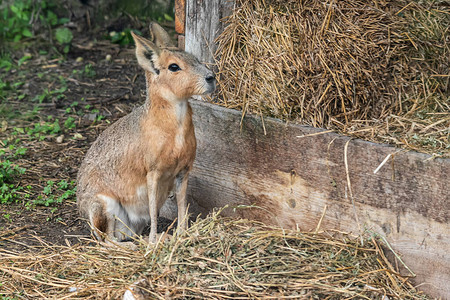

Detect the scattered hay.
[
  {"left": 215, "top": 0, "right": 449, "bottom": 157},
  {"left": 0, "top": 210, "right": 428, "bottom": 299}
]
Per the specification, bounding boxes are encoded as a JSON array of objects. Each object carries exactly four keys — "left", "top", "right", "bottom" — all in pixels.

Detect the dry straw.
[
  {"left": 214, "top": 0, "right": 449, "bottom": 157},
  {"left": 0, "top": 210, "right": 428, "bottom": 299}
]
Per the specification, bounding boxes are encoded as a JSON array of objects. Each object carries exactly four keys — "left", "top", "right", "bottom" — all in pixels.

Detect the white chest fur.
[{"left": 175, "top": 101, "right": 188, "bottom": 148}]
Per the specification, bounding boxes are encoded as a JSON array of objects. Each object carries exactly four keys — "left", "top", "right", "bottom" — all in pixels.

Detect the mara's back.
[{"left": 76, "top": 106, "right": 147, "bottom": 211}]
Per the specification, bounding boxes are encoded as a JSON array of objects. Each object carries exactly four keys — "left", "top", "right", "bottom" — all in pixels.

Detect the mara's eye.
[{"left": 168, "top": 63, "right": 181, "bottom": 72}]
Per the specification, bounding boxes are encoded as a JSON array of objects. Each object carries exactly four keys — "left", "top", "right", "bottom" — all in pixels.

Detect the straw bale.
[{"left": 214, "top": 0, "right": 449, "bottom": 156}]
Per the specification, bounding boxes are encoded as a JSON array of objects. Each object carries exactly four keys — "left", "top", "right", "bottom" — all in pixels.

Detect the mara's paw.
[
  {"left": 102, "top": 239, "right": 139, "bottom": 251},
  {"left": 123, "top": 278, "right": 147, "bottom": 300}
]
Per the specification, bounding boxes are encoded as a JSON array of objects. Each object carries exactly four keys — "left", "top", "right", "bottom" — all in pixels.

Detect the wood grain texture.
[
  {"left": 175, "top": 0, "right": 185, "bottom": 34},
  {"left": 177, "top": 34, "right": 185, "bottom": 51},
  {"left": 187, "top": 99, "right": 450, "bottom": 299},
  {"left": 185, "top": 0, "right": 233, "bottom": 66}
]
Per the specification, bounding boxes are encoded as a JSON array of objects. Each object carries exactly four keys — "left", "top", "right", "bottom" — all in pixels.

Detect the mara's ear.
[
  {"left": 150, "top": 23, "right": 175, "bottom": 48},
  {"left": 131, "top": 31, "right": 161, "bottom": 75}
]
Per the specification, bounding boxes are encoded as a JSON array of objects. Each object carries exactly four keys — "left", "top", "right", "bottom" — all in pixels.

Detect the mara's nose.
[{"left": 206, "top": 75, "right": 215, "bottom": 83}]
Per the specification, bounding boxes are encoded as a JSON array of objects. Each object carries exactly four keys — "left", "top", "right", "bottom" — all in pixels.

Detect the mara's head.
[{"left": 131, "top": 23, "right": 216, "bottom": 102}]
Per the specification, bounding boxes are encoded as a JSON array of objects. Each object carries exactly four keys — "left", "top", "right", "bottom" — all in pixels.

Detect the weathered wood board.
[
  {"left": 185, "top": 0, "right": 233, "bottom": 67},
  {"left": 184, "top": 99, "right": 450, "bottom": 299}
]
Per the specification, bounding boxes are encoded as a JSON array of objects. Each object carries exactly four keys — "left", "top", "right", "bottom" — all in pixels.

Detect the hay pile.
[
  {"left": 215, "top": 0, "right": 449, "bottom": 156},
  {"left": 0, "top": 211, "right": 427, "bottom": 299}
]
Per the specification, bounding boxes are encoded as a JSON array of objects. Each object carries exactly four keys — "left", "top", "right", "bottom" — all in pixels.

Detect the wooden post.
[
  {"left": 185, "top": 0, "right": 233, "bottom": 66},
  {"left": 175, "top": 0, "right": 186, "bottom": 50},
  {"left": 175, "top": 0, "right": 185, "bottom": 34}
]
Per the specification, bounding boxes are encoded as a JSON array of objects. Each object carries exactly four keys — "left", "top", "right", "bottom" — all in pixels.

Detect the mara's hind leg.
[
  {"left": 96, "top": 194, "right": 137, "bottom": 241},
  {"left": 88, "top": 202, "right": 113, "bottom": 241},
  {"left": 88, "top": 203, "right": 140, "bottom": 250}
]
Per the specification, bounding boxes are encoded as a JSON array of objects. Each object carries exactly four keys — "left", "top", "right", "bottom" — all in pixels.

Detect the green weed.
[
  {"left": 0, "top": 0, "right": 72, "bottom": 46},
  {"left": 17, "top": 54, "right": 32, "bottom": 66},
  {"left": 34, "top": 179, "right": 76, "bottom": 207},
  {"left": 107, "top": 29, "right": 137, "bottom": 46},
  {"left": 83, "top": 63, "right": 96, "bottom": 78},
  {"left": 0, "top": 145, "right": 27, "bottom": 204},
  {"left": 55, "top": 27, "right": 73, "bottom": 53},
  {"left": 73, "top": 64, "right": 97, "bottom": 79},
  {"left": 0, "top": 55, "right": 32, "bottom": 103},
  {"left": 0, "top": 54, "right": 14, "bottom": 71},
  {"left": 24, "top": 119, "right": 61, "bottom": 141},
  {"left": 65, "top": 101, "right": 79, "bottom": 114},
  {"left": 0, "top": 295, "right": 20, "bottom": 300},
  {"left": 32, "top": 83, "right": 67, "bottom": 103},
  {"left": 2, "top": 213, "right": 11, "bottom": 222},
  {"left": 63, "top": 117, "right": 76, "bottom": 129},
  {"left": 90, "top": 108, "right": 105, "bottom": 122},
  {"left": 0, "top": 0, "right": 33, "bottom": 42}
]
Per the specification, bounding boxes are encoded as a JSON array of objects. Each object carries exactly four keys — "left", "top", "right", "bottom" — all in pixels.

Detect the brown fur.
[{"left": 76, "top": 23, "right": 215, "bottom": 243}]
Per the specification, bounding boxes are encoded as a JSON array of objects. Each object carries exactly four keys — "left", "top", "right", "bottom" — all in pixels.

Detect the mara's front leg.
[
  {"left": 175, "top": 171, "right": 189, "bottom": 234},
  {"left": 146, "top": 171, "right": 166, "bottom": 244}
]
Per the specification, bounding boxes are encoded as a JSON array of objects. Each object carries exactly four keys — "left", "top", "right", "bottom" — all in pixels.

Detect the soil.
[{"left": 0, "top": 18, "right": 173, "bottom": 252}]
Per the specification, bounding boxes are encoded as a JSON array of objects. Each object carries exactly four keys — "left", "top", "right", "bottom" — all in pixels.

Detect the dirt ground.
[{"left": 0, "top": 19, "right": 174, "bottom": 251}]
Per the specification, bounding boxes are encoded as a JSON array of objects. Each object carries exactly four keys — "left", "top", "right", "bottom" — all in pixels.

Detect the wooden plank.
[
  {"left": 186, "top": 99, "right": 450, "bottom": 299},
  {"left": 174, "top": 0, "right": 185, "bottom": 34},
  {"left": 177, "top": 34, "right": 185, "bottom": 51},
  {"left": 185, "top": 0, "right": 233, "bottom": 66}
]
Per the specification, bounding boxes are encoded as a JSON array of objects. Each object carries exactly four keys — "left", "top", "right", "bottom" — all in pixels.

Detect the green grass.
[
  {"left": 0, "top": 0, "right": 73, "bottom": 51},
  {"left": 0, "top": 144, "right": 28, "bottom": 204},
  {"left": 33, "top": 179, "right": 76, "bottom": 208}
]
